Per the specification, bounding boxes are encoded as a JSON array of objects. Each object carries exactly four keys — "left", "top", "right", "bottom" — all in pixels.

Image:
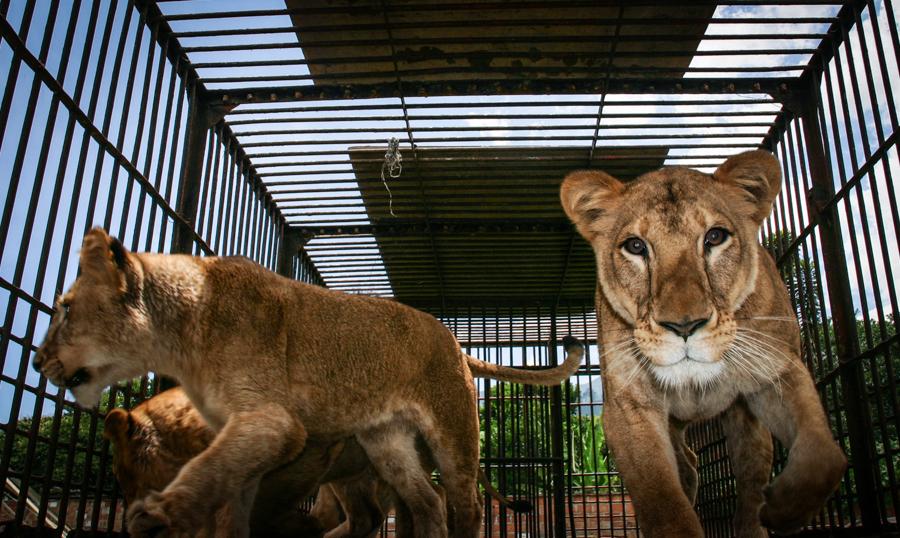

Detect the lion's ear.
[
  {"left": 713, "top": 150, "right": 782, "bottom": 224},
  {"left": 103, "top": 408, "right": 134, "bottom": 443},
  {"left": 560, "top": 170, "right": 625, "bottom": 241},
  {"left": 79, "top": 228, "right": 130, "bottom": 289}
]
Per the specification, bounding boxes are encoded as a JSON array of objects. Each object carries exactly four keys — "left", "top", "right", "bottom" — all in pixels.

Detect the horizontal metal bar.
[
  {"left": 209, "top": 78, "right": 801, "bottom": 105},
  {"left": 158, "top": 1, "right": 846, "bottom": 20},
  {"left": 202, "top": 67, "right": 804, "bottom": 87},
  {"left": 242, "top": 136, "right": 765, "bottom": 148},
  {"left": 228, "top": 110, "right": 783, "bottom": 126},
  {"left": 233, "top": 122, "right": 774, "bottom": 137},
  {"left": 183, "top": 32, "right": 827, "bottom": 53},
  {"left": 226, "top": 98, "right": 779, "bottom": 115},
  {"left": 171, "top": 17, "right": 836, "bottom": 37},
  {"left": 193, "top": 48, "right": 818, "bottom": 71},
  {"left": 293, "top": 219, "right": 574, "bottom": 237}
]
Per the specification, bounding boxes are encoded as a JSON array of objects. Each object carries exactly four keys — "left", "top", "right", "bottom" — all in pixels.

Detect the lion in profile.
[
  {"left": 33, "top": 230, "right": 581, "bottom": 538},
  {"left": 560, "top": 150, "right": 846, "bottom": 537}
]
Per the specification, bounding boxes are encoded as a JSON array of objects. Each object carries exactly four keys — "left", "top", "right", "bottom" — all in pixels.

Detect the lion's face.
[
  {"left": 562, "top": 151, "right": 782, "bottom": 388},
  {"left": 104, "top": 389, "right": 213, "bottom": 504},
  {"left": 33, "top": 228, "right": 149, "bottom": 407}
]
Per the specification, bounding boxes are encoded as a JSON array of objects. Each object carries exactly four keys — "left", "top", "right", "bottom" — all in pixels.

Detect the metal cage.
[{"left": 0, "top": 1, "right": 897, "bottom": 536}]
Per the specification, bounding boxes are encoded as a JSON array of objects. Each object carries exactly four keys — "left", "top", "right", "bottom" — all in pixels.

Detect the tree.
[
  {"left": 1, "top": 379, "right": 156, "bottom": 498},
  {"left": 479, "top": 380, "right": 618, "bottom": 496}
]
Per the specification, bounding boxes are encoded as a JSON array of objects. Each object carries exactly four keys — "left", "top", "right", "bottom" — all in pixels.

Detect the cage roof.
[{"left": 154, "top": 0, "right": 849, "bottom": 308}]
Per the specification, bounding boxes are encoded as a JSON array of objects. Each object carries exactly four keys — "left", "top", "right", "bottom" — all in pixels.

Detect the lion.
[
  {"left": 560, "top": 150, "right": 847, "bottom": 537},
  {"left": 103, "top": 387, "right": 345, "bottom": 537},
  {"left": 104, "top": 387, "right": 532, "bottom": 537},
  {"left": 32, "top": 230, "right": 582, "bottom": 538}
]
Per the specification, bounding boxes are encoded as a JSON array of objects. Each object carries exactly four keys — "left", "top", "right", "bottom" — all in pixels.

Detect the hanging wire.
[{"left": 381, "top": 137, "right": 402, "bottom": 217}]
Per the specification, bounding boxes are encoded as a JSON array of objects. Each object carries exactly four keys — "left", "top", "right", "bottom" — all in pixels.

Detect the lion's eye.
[
  {"left": 60, "top": 302, "right": 70, "bottom": 315},
  {"left": 622, "top": 237, "right": 648, "bottom": 257},
  {"left": 704, "top": 228, "right": 730, "bottom": 248}
]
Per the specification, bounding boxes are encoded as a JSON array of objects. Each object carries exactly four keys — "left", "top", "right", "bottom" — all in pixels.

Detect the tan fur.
[
  {"left": 34, "top": 234, "right": 583, "bottom": 538},
  {"left": 103, "top": 388, "right": 347, "bottom": 537},
  {"left": 106, "top": 388, "right": 530, "bottom": 538},
  {"left": 561, "top": 150, "right": 846, "bottom": 537}
]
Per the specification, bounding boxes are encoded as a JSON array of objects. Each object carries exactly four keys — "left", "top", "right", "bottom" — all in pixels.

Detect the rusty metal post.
[
  {"left": 278, "top": 228, "right": 303, "bottom": 278},
  {"left": 797, "top": 84, "right": 881, "bottom": 531},
  {"left": 172, "top": 85, "right": 210, "bottom": 255}
]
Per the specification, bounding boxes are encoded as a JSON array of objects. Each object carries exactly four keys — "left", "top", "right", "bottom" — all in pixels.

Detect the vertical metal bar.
[
  {"left": 233, "top": 173, "right": 249, "bottom": 256},
  {"left": 220, "top": 153, "right": 239, "bottom": 255},
  {"left": 0, "top": 0, "right": 62, "bottom": 264},
  {"left": 146, "top": 51, "right": 182, "bottom": 252},
  {"left": 160, "top": 70, "right": 190, "bottom": 253},
  {"left": 213, "top": 133, "right": 234, "bottom": 253},
  {"left": 0, "top": 1, "right": 37, "bottom": 154},
  {"left": 549, "top": 309, "right": 566, "bottom": 537},
  {"left": 195, "top": 127, "right": 217, "bottom": 245},
  {"left": 81, "top": 0, "right": 135, "bottom": 231},
  {"left": 800, "top": 83, "right": 881, "bottom": 531},
  {"left": 27, "top": 0, "right": 107, "bottom": 525}
]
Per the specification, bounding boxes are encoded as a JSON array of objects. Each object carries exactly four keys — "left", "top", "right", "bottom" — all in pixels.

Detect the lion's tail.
[
  {"left": 478, "top": 469, "right": 533, "bottom": 513},
  {"left": 465, "top": 335, "right": 584, "bottom": 386}
]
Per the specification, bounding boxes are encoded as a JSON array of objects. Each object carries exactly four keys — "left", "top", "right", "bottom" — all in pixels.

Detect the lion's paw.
[
  {"left": 758, "top": 483, "right": 815, "bottom": 535},
  {"left": 127, "top": 492, "right": 172, "bottom": 538}
]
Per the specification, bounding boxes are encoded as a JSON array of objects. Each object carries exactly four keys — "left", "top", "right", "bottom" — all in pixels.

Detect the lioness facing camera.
[
  {"left": 561, "top": 150, "right": 846, "bottom": 537},
  {"left": 33, "top": 230, "right": 582, "bottom": 538}
]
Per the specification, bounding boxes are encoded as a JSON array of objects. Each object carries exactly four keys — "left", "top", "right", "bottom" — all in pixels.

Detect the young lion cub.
[
  {"left": 561, "top": 150, "right": 846, "bottom": 537},
  {"left": 103, "top": 387, "right": 350, "bottom": 537},
  {"left": 33, "top": 229, "right": 582, "bottom": 538},
  {"left": 104, "top": 387, "right": 531, "bottom": 537}
]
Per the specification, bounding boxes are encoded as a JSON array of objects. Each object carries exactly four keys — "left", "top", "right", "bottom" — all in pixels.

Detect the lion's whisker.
[
  {"left": 722, "top": 348, "right": 763, "bottom": 389},
  {"left": 729, "top": 335, "right": 787, "bottom": 398},
  {"left": 734, "top": 316, "right": 796, "bottom": 322},
  {"left": 736, "top": 327, "right": 795, "bottom": 348},
  {"left": 599, "top": 339, "right": 638, "bottom": 358},
  {"left": 734, "top": 331, "right": 804, "bottom": 373},
  {"left": 728, "top": 338, "right": 780, "bottom": 378}
]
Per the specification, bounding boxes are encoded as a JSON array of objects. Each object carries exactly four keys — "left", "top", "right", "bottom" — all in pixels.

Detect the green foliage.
[
  {"left": 763, "top": 229, "right": 823, "bottom": 329},
  {"left": 479, "top": 381, "right": 620, "bottom": 495},
  {"left": 0, "top": 380, "right": 155, "bottom": 496}
]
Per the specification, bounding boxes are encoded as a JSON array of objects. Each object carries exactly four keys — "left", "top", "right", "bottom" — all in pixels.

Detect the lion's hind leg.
[
  {"left": 422, "top": 399, "right": 483, "bottom": 538},
  {"left": 357, "top": 421, "right": 448, "bottom": 538},
  {"left": 322, "top": 469, "right": 391, "bottom": 538}
]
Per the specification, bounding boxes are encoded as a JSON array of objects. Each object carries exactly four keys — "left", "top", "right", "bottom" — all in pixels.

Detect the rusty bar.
[
  {"left": 206, "top": 78, "right": 801, "bottom": 107},
  {"left": 799, "top": 82, "right": 881, "bottom": 530}
]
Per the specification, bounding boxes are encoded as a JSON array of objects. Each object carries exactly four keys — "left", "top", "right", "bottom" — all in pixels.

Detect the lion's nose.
[
  {"left": 32, "top": 351, "right": 44, "bottom": 372},
  {"left": 658, "top": 317, "right": 709, "bottom": 341}
]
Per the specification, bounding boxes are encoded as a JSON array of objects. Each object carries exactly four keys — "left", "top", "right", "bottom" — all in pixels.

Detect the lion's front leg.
[
  {"left": 604, "top": 400, "right": 703, "bottom": 538},
  {"left": 722, "top": 398, "right": 773, "bottom": 538},
  {"left": 127, "top": 404, "right": 308, "bottom": 538},
  {"left": 745, "top": 367, "right": 847, "bottom": 534}
]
